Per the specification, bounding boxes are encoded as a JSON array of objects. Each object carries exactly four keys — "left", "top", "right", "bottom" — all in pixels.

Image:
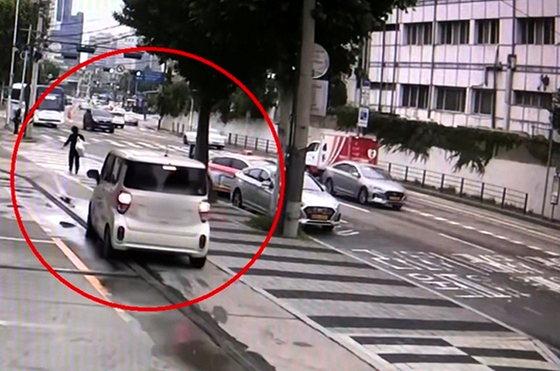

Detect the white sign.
[
  {"left": 311, "top": 79, "right": 329, "bottom": 117},
  {"left": 367, "top": 149, "right": 377, "bottom": 160},
  {"left": 312, "top": 44, "right": 330, "bottom": 79},
  {"left": 116, "top": 64, "right": 125, "bottom": 73},
  {"left": 358, "top": 106, "right": 369, "bottom": 127}
]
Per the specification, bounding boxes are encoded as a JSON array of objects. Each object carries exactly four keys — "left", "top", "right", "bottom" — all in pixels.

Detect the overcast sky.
[{"left": 73, "top": 0, "right": 130, "bottom": 36}]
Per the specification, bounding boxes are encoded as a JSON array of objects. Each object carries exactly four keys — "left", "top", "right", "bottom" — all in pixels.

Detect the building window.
[
  {"left": 513, "top": 91, "right": 552, "bottom": 108},
  {"left": 476, "top": 19, "right": 499, "bottom": 44},
  {"left": 404, "top": 22, "right": 433, "bottom": 45},
  {"left": 370, "top": 82, "right": 396, "bottom": 91},
  {"left": 439, "top": 20, "right": 470, "bottom": 45},
  {"left": 472, "top": 89, "right": 494, "bottom": 115},
  {"left": 435, "top": 87, "right": 466, "bottom": 112},
  {"left": 518, "top": 17, "right": 555, "bottom": 45},
  {"left": 401, "top": 85, "right": 429, "bottom": 109}
]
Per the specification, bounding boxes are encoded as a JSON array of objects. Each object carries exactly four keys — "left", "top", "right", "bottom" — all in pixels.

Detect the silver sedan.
[
  {"left": 322, "top": 160, "right": 407, "bottom": 210},
  {"left": 230, "top": 164, "right": 341, "bottom": 231}
]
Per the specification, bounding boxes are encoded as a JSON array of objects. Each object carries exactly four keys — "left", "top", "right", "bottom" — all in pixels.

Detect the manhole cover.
[{"left": 59, "top": 221, "right": 75, "bottom": 228}]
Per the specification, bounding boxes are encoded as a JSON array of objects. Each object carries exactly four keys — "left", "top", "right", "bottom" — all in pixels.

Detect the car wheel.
[
  {"left": 393, "top": 205, "right": 403, "bottom": 211},
  {"left": 101, "top": 226, "right": 114, "bottom": 259},
  {"left": 216, "top": 145, "right": 224, "bottom": 150},
  {"left": 85, "top": 205, "right": 96, "bottom": 239},
  {"left": 323, "top": 225, "right": 335, "bottom": 232},
  {"left": 108, "top": 128, "right": 114, "bottom": 134},
  {"left": 183, "top": 136, "right": 188, "bottom": 145},
  {"left": 232, "top": 189, "right": 243, "bottom": 208},
  {"left": 357, "top": 187, "right": 368, "bottom": 205},
  {"left": 324, "top": 178, "right": 335, "bottom": 195},
  {"left": 190, "top": 256, "right": 206, "bottom": 269}
]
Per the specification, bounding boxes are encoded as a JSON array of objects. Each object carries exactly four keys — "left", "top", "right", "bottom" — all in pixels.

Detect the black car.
[{"left": 84, "top": 109, "right": 115, "bottom": 133}]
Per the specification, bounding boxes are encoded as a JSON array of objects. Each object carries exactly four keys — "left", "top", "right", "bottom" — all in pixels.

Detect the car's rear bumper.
[{"left": 110, "top": 223, "right": 210, "bottom": 257}]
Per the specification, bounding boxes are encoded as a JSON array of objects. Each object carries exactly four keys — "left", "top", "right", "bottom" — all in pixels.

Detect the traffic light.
[
  {"left": 76, "top": 45, "right": 95, "bottom": 54},
  {"left": 62, "top": 53, "right": 78, "bottom": 60},
  {"left": 124, "top": 52, "right": 143, "bottom": 60}
]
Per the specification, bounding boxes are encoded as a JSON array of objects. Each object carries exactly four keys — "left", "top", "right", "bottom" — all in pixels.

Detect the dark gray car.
[{"left": 322, "top": 160, "right": 406, "bottom": 210}]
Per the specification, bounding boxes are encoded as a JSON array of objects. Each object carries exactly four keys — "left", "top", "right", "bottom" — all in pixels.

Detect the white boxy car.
[
  {"left": 86, "top": 149, "right": 210, "bottom": 268},
  {"left": 183, "top": 128, "right": 227, "bottom": 149}
]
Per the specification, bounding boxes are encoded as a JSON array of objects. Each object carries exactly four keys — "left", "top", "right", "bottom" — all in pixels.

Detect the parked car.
[
  {"left": 183, "top": 128, "right": 227, "bottom": 150},
  {"left": 322, "top": 160, "right": 406, "bottom": 209},
  {"left": 83, "top": 109, "right": 115, "bottom": 133},
  {"left": 208, "top": 153, "right": 275, "bottom": 193},
  {"left": 85, "top": 149, "right": 210, "bottom": 268},
  {"left": 231, "top": 164, "right": 341, "bottom": 231}
]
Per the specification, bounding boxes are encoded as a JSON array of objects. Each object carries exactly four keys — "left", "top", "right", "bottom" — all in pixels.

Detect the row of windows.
[
  {"left": 397, "top": 17, "right": 556, "bottom": 46},
  {"left": 395, "top": 84, "right": 553, "bottom": 114}
]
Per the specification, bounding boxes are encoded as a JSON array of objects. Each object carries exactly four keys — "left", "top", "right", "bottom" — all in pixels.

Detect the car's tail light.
[
  {"left": 116, "top": 191, "right": 132, "bottom": 214},
  {"left": 199, "top": 201, "right": 210, "bottom": 222}
]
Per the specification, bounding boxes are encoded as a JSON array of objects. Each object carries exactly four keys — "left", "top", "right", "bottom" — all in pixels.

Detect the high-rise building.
[
  {"left": 363, "top": 0, "right": 559, "bottom": 138},
  {"left": 114, "top": 35, "right": 139, "bottom": 71},
  {"left": 47, "top": 0, "right": 83, "bottom": 66},
  {"left": 88, "top": 32, "right": 118, "bottom": 68}
]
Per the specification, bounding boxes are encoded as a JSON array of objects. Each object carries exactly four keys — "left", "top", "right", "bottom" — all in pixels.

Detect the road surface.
[{"left": 2, "top": 118, "right": 559, "bottom": 370}]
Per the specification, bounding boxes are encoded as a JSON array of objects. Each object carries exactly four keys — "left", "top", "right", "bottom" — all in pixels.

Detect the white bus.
[{"left": 9, "top": 83, "right": 66, "bottom": 128}]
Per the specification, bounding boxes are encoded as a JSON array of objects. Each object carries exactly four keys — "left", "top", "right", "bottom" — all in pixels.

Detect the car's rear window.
[{"left": 123, "top": 161, "right": 207, "bottom": 196}]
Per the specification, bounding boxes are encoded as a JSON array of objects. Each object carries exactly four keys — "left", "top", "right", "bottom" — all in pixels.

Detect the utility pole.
[
  {"left": 25, "top": 1, "right": 45, "bottom": 140},
  {"left": 542, "top": 88, "right": 560, "bottom": 216},
  {"left": 14, "top": 25, "right": 33, "bottom": 135},
  {"left": 6, "top": 0, "right": 22, "bottom": 126},
  {"left": 281, "top": 0, "right": 316, "bottom": 237}
]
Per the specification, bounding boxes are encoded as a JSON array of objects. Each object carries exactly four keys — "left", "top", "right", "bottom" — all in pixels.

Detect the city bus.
[{"left": 9, "top": 83, "right": 66, "bottom": 128}]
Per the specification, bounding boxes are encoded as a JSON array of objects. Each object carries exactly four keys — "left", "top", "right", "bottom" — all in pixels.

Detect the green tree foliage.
[
  {"left": 38, "top": 59, "right": 60, "bottom": 84},
  {"left": 332, "top": 106, "right": 557, "bottom": 173},
  {"left": 114, "top": 0, "right": 275, "bottom": 166},
  {"left": 0, "top": 0, "right": 36, "bottom": 84}
]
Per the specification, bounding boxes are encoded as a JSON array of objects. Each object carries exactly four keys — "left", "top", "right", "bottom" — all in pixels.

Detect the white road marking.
[
  {"left": 545, "top": 251, "right": 560, "bottom": 257},
  {"left": 462, "top": 225, "right": 475, "bottom": 230},
  {"left": 438, "top": 233, "right": 494, "bottom": 254},
  {"left": 446, "top": 220, "right": 460, "bottom": 225},
  {"left": 137, "top": 141, "right": 158, "bottom": 149},
  {"left": 525, "top": 245, "right": 542, "bottom": 251},
  {"left": 479, "top": 230, "right": 494, "bottom": 236},
  {"left": 340, "top": 202, "right": 370, "bottom": 213},
  {"left": 433, "top": 216, "right": 447, "bottom": 221},
  {"left": 0, "top": 235, "right": 55, "bottom": 244},
  {"left": 106, "top": 140, "right": 125, "bottom": 147},
  {"left": 523, "top": 306, "right": 543, "bottom": 316},
  {"left": 125, "top": 142, "right": 142, "bottom": 148}
]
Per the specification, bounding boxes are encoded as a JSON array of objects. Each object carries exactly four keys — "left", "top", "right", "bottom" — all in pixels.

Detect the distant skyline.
[{"left": 73, "top": 0, "right": 130, "bottom": 37}]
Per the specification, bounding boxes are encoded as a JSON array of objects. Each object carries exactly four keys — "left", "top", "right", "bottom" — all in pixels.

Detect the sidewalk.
[{"left": 16, "top": 157, "right": 560, "bottom": 371}]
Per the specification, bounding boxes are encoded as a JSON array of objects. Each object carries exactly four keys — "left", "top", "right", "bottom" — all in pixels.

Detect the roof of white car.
[
  {"left": 336, "top": 159, "right": 378, "bottom": 168},
  {"left": 110, "top": 149, "right": 206, "bottom": 169}
]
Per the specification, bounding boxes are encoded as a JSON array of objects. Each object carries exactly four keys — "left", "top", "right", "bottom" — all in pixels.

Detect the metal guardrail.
[{"left": 226, "top": 132, "right": 530, "bottom": 213}]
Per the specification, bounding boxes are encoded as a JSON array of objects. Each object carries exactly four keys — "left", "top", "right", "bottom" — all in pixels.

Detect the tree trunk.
[
  {"left": 157, "top": 116, "right": 162, "bottom": 130},
  {"left": 270, "top": 86, "right": 294, "bottom": 235},
  {"left": 194, "top": 97, "right": 217, "bottom": 202}
]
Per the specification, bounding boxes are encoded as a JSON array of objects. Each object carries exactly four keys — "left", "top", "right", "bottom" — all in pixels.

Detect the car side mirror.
[
  {"left": 262, "top": 180, "right": 273, "bottom": 189},
  {"left": 87, "top": 169, "right": 100, "bottom": 184}
]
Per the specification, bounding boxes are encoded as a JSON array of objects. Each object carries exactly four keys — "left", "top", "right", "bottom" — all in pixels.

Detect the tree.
[
  {"left": 0, "top": 0, "right": 36, "bottom": 85},
  {"left": 38, "top": 59, "right": 60, "bottom": 84},
  {"left": 114, "top": 0, "right": 276, "bottom": 167}
]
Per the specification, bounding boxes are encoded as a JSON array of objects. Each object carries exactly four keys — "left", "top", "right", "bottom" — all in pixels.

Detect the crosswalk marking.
[{"left": 107, "top": 140, "right": 125, "bottom": 147}]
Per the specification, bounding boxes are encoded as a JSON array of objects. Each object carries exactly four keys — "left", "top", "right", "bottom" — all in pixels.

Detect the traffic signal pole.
[
  {"left": 541, "top": 88, "right": 560, "bottom": 216},
  {"left": 281, "top": 0, "right": 316, "bottom": 237},
  {"left": 25, "top": 5, "right": 45, "bottom": 140}
]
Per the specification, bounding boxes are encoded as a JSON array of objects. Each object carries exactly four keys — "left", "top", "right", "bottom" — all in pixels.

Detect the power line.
[{"left": 47, "top": 25, "right": 125, "bottom": 39}]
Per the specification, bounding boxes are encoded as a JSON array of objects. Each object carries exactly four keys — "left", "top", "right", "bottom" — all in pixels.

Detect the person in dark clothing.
[
  {"left": 63, "top": 126, "right": 85, "bottom": 174},
  {"left": 83, "top": 109, "right": 93, "bottom": 130}
]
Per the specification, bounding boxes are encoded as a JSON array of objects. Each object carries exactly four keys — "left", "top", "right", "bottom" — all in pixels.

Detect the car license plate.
[
  {"left": 311, "top": 214, "right": 328, "bottom": 220},
  {"left": 389, "top": 196, "right": 400, "bottom": 201}
]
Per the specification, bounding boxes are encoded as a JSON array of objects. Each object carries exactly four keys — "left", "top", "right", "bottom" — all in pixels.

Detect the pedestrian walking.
[{"left": 63, "top": 126, "right": 85, "bottom": 175}]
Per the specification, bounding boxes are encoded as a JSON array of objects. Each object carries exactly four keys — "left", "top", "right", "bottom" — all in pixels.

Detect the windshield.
[
  {"left": 10, "top": 88, "right": 22, "bottom": 101},
  {"left": 92, "top": 110, "right": 113, "bottom": 118},
  {"left": 38, "top": 94, "right": 64, "bottom": 111},
  {"left": 360, "top": 166, "right": 390, "bottom": 180},
  {"left": 303, "top": 174, "right": 323, "bottom": 192},
  {"left": 123, "top": 161, "right": 207, "bottom": 196},
  {"left": 112, "top": 112, "right": 125, "bottom": 117}
]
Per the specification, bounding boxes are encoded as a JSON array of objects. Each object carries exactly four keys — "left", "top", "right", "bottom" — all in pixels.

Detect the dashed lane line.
[{"left": 406, "top": 208, "right": 559, "bottom": 257}]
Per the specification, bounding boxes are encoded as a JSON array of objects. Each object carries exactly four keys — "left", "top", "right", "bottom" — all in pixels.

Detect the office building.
[
  {"left": 363, "top": 0, "right": 560, "bottom": 138},
  {"left": 88, "top": 32, "right": 118, "bottom": 68},
  {"left": 47, "top": 0, "right": 84, "bottom": 66}
]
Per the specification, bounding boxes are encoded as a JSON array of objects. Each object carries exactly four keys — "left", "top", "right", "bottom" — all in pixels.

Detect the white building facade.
[{"left": 364, "top": 0, "right": 560, "bottom": 138}]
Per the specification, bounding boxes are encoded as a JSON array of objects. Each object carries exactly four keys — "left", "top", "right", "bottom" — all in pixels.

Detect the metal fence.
[
  {"left": 227, "top": 133, "right": 278, "bottom": 154},
  {"left": 226, "top": 132, "right": 530, "bottom": 213},
  {"left": 378, "top": 161, "right": 529, "bottom": 213}
]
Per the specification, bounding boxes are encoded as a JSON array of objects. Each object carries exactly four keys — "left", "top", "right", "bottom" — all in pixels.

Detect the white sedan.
[{"left": 183, "top": 128, "right": 227, "bottom": 150}]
